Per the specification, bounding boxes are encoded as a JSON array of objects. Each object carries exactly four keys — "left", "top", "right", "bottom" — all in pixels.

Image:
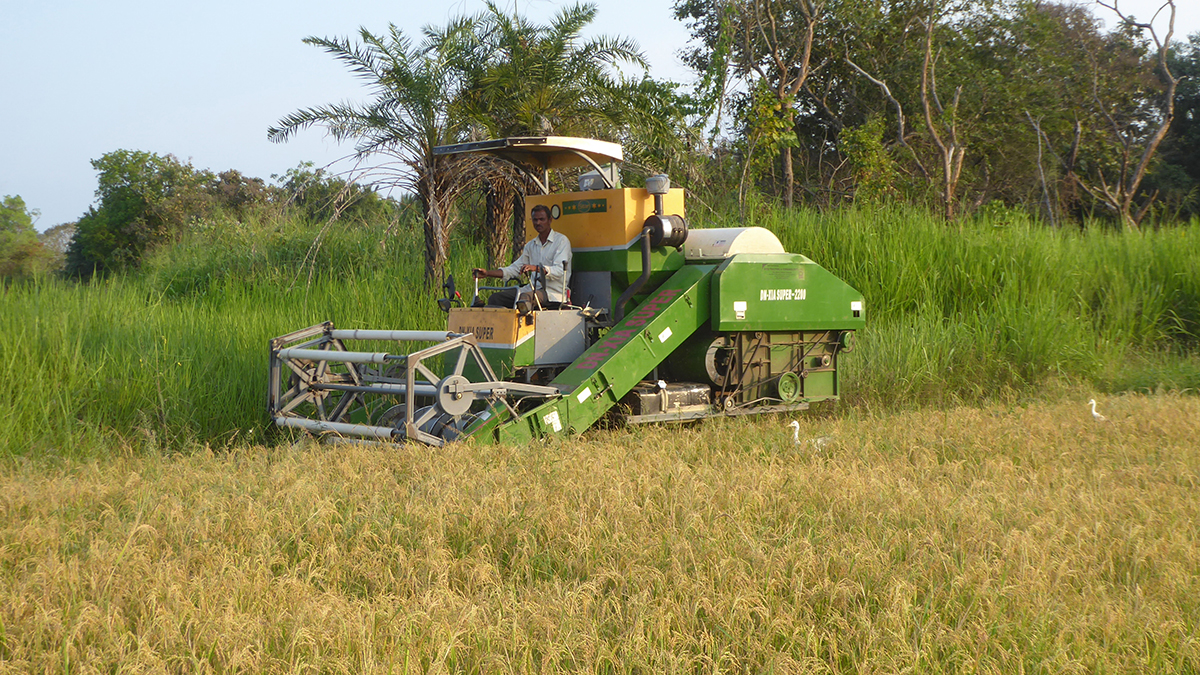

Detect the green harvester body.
[{"left": 268, "top": 137, "right": 865, "bottom": 446}]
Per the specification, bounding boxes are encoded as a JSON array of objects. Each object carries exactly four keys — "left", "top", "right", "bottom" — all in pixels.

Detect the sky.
[{"left": 1, "top": 0, "right": 1197, "bottom": 231}]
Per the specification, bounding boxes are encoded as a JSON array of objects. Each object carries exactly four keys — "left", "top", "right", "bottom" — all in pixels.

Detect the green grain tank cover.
[{"left": 710, "top": 253, "right": 866, "bottom": 332}]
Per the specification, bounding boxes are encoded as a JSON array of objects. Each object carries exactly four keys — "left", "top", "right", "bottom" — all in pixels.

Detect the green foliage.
[
  {"left": 838, "top": 116, "right": 899, "bottom": 204},
  {"left": 273, "top": 162, "right": 393, "bottom": 225},
  {"left": 144, "top": 205, "right": 419, "bottom": 300},
  {"left": 672, "top": 0, "right": 735, "bottom": 136},
  {"left": 612, "top": 76, "right": 705, "bottom": 182},
  {"left": 63, "top": 150, "right": 215, "bottom": 278},
  {"left": 272, "top": 2, "right": 664, "bottom": 282},
  {"left": 674, "top": 0, "right": 1196, "bottom": 224},
  {"left": 2, "top": 210, "right": 476, "bottom": 456},
  {"left": 208, "top": 169, "right": 270, "bottom": 220},
  {"left": 0, "top": 194, "right": 36, "bottom": 234},
  {"left": 270, "top": 22, "right": 484, "bottom": 284},
  {"left": 1152, "top": 33, "right": 1200, "bottom": 219},
  {"left": 59, "top": 150, "right": 397, "bottom": 280},
  {"left": 0, "top": 195, "right": 55, "bottom": 280},
  {"left": 731, "top": 82, "right": 799, "bottom": 194},
  {"left": 446, "top": 1, "right": 647, "bottom": 138}
]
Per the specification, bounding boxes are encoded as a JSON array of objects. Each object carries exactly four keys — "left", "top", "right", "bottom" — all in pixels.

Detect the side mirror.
[{"left": 438, "top": 274, "right": 461, "bottom": 313}]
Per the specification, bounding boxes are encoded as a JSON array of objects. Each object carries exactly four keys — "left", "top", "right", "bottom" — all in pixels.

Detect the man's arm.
[
  {"left": 473, "top": 241, "right": 532, "bottom": 280},
  {"left": 499, "top": 242, "right": 532, "bottom": 280}
]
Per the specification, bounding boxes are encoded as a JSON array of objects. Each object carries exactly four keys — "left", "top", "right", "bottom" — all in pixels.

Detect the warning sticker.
[{"left": 542, "top": 411, "right": 563, "bottom": 433}]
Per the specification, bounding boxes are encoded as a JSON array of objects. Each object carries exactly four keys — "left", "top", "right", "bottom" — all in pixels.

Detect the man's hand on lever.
[{"left": 472, "top": 266, "right": 542, "bottom": 280}]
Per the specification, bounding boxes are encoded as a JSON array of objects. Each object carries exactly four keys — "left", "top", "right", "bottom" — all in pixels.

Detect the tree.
[
  {"left": 916, "top": 1, "right": 968, "bottom": 220},
  {"left": 63, "top": 150, "right": 213, "bottom": 278},
  {"left": 1, "top": 195, "right": 54, "bottom": 279},
  {"left": 672, "top": 0, "right": 1200, "bottom": 224},
  {"left": 735, "top": 0, "right": 830, "bottom": 207},
  {"left": 1155, "top": 32, "right": 1200, "bottom": 218},
  {"left": 676, "top": 0, "right": 834, "bottom": 208},
  {"left": 436, "top": 1, "right": 650, "bottom": 264},
  {"left": 0, "top": 194, "right": 37, "bottom": 235},
  {"left": 839, "top": 0, "right": 981, "bottom": 218},
  {"left": 1067, "top": 0, "right": 1184, "bottom": 229},
  {"left": 269, "top": 24, "right": 479, "bottom": 284},
  {"left": 273, "top": 162, "right": 392, "bottom": 225},
  {"left": 449, "top": 2, "right": 646, "bottom": 139},
  {"left": 38, "top": 222, "right": 76, "bottom": 271},
  {"left": 208, "top": 169, "right": 270, "bottom": 220}
]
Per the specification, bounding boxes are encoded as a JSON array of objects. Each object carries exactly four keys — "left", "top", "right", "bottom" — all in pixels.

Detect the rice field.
[
  {"left": 1, "top": 394, "right": 1196, "bottom": 672},
  {"left": 2, "top": 207, "right": 1198, "bottom": 672}
]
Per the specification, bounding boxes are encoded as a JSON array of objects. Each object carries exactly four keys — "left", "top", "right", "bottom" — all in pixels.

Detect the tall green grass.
[
  {"left": 735, "top": 206, "right": 1200, "bottom": 408},
  {"left": 3, "top": 207, "right": 1197, "bottom": 456},
  {"left": 3, "top": 212, "right": 483, "bottom": 456}
]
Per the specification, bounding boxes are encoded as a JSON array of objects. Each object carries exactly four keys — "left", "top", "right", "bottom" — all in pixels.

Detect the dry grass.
[{"left": 1, "top": 394, "right": 1198, "bottom": 673}]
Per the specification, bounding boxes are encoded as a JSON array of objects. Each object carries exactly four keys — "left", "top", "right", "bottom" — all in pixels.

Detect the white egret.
[
  {"left": 789, "top": 421, "right": 833, "bottom": 450},
  {"left": 1088, "top": 399, "right": 1108, "bottom": 422}
]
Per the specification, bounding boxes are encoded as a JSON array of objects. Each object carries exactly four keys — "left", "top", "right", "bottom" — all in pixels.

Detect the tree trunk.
[
  {"left": 422, "top": 207, "right": 444, "bottom": 286},
  {"left": 1118, "top": 202, "right": 1138, "bottom": 231},
  {"left": 941, "top": 150, "right": 957, "bottom": 220},
  {"left": 511, "top": 192, "right": 526, "bottom": 260},
  {"left": 1097, "top": 0, "right": 1180, "bottom": 230},
  {"left": 485, "top": 182, "right": 515, "bottom": 269},
  {"left": 783, "top": 146, "right": 794, "bottom": 208},
  {"left": 420, "top": 182, "right": 448, "bottom": 286}
]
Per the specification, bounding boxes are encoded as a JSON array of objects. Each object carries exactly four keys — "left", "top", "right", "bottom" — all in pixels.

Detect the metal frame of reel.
[{"left": 268, "top": 323, "right": 560, "bottom": 446}]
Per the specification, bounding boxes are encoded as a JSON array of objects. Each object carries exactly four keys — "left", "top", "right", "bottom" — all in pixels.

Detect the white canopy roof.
[{"left": 433, "top": 136, "right": 623, "bottom": 170}]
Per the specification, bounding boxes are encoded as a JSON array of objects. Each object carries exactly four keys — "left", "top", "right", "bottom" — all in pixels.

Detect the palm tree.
[
  {"left": 270, "top": 4, "right": 678, "bottom": 278},
  {"left": 453, "top": 2, "right": 646, "bottom": 137},
  {"left": 268, "top": 23, "right": 476, "bottom": 284},
  {"left": 432, "top": 2, "right": 651, "bottom": 263}
]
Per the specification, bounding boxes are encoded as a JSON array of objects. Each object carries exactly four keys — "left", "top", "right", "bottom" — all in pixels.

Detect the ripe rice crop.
[{"left": 1, "top": 395, "right": 1196, "bottom": 672}]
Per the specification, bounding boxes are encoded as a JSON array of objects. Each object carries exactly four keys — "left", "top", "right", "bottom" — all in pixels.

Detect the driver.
[{"left": 472, "top": 204, "right": 571, "bottom": 311}]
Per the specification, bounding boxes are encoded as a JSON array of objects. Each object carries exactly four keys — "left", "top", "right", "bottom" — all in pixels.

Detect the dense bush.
[
  {"left": 272, "top": 162, "right": 395, "bottom": 225},
  {"left": 64, "top": 151, "right": 218, "bottom": 278},
  {"left": 0, "top": 195, "right": 56, "bottom": 280},
  {"left": 62, "top": 151, "right": 397, "bottom": 279}
]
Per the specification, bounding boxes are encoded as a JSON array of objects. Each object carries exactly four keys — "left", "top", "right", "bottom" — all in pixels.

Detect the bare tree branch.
[{"left": 845, "top": 56, "right": 930, "bottom": 179}]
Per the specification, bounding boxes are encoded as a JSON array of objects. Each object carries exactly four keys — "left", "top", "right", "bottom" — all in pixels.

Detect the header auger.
[{"left": 268, "top": 136, "right": 866, "bottom": 446}]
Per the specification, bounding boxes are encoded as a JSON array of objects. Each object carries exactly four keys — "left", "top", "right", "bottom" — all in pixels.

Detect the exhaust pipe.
[{"left": 615, "top": 226, "right": 654, "bottom": 322}]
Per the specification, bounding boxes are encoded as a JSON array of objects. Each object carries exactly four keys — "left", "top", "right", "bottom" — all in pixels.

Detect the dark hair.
[{"left": 531, "top": 204, "right": 551, "bottom": 219}]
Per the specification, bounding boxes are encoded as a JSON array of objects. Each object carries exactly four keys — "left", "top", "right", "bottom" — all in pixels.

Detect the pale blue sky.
[
  {"left": 1, "top": 0, "right": 1194, "bottom": 230},
  {"left": 0, "top": 0, "right": 693, "bottom": 229}
]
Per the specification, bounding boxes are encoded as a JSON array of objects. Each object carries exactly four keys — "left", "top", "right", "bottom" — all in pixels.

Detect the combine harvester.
[{"left": 269, "top": 137, "right": 865, "bottom": 446}]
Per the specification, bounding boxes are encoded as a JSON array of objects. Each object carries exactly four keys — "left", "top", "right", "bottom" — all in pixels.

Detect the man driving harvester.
[{"left": 472, "top": 204, "right": 571, "bottom": 313}]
